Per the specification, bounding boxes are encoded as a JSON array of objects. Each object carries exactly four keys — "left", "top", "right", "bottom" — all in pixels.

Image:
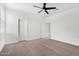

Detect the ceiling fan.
[{"left": 33, "top": 3, "right": 58, "bottom": 14}]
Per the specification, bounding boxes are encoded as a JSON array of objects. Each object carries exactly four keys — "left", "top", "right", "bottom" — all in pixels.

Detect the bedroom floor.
[{"left": 0, "top": 39, "right": 79, "bottom": 56}]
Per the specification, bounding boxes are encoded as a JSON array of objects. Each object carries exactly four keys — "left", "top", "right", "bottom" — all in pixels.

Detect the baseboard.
[
  {"left": 51, "top": 38, "right": 79, "bottom": 46},
  {"left": 5, "top": 39, "right": 24, "bottom": 45}
]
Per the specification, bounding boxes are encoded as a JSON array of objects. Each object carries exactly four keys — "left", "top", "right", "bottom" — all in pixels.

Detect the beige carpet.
[{"left": 0, "top": 39, "right": 79, "bottom": 56}]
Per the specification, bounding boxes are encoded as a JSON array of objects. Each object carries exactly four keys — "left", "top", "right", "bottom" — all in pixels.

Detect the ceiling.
[{"left": 2, "top": 3, "right": 79, "bottom": 17}]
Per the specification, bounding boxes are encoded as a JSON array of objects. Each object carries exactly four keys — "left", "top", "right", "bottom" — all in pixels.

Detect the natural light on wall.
[{"left": 0, "top": 5, "right": 4, "bottom": 52}]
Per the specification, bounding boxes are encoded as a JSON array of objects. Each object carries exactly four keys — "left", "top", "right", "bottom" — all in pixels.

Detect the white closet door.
[{"left": 19, "top": 18, "right": 27, "bottom": 40}]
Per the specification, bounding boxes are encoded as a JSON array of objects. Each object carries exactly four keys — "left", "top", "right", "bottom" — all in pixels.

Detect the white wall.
[
  {"left": 4, "top": 7, "right": 43, "bottom": 44},
  {"left": 27, "top": 14, "right": 42, "bottom": 40},
  {"left": 0, "top": 5, "right": 4, "bottom": 52},
  {"left": 5, "top": 8, "right": 28, "bottom": 44},
  {"left": 5, "top": 9, "right": 18, "bottom": 44},
  {"left": 46, "top": 7, "right": 79, "bottom": 46}
]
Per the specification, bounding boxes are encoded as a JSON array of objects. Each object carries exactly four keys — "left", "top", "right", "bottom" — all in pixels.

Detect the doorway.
[
  {"left": 41, "top": 22, "right": 51, "bottom": 39},
  {"left": 18, "top": 18, "right": 27, "bottom": 40}
]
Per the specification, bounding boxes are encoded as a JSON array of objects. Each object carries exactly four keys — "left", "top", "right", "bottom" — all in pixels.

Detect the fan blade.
[
  {"left": 45, "top": 7, "right": 56, "bottom": 10},
  {"left": 45, "top": 10, "right": 49, "bottom": 14},
  {"left": 43, "top": 3, "right": 46, "bottom": 8},
  {"left": 55, "top": 8, "right": 58, "bottom": 10},
  {"left": 33, "top": 5, "right": 42, "bottom": 9},
  {"left": 38, "top": 9, "right": 43, "bottom": 13}
]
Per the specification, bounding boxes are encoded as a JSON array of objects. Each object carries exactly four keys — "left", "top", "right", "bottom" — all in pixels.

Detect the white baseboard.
[
  {"left": 51, "top": 38, "right": 79, "bottom": 46},
  {"left": 5, "top": 39, "right": 24, "bottom": 45}
]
